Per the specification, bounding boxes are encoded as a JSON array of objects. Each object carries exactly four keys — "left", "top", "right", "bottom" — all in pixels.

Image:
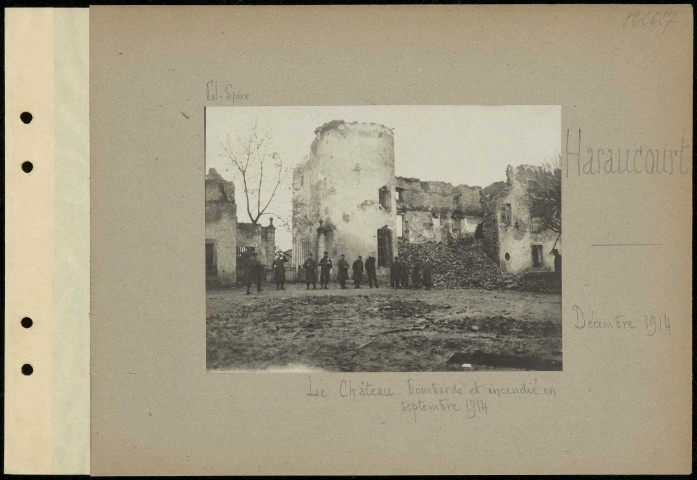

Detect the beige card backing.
[
  {"left": 4, "top": 4, "right": 693, "bottom": 475},
  {"left": 4, "top": 8, "right": 90, "bottom": 475}
]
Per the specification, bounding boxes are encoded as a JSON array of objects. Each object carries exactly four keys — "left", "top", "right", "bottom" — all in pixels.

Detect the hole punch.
[
  {"left": 20, "top": 112, "right": 33, "bottom": 124},
  {"left": 21, "top": 364, "right": 33, "bottom": 376},
  {"left": 21, "top": 317, "right": 33, "bottom": 328},
  {"left": 21, "top": 161, "right": 33, "bottom": 173}
]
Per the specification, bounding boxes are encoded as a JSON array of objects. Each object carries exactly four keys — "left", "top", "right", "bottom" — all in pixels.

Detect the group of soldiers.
[
  {"left": 300, "top": 252, "right": 372, "bottom": 290},
  {"left": 242, "top": 250, "right": 434, "bottom": 294},
  {"left": 389, "top": 256, "right": 434, "bottom": 290}
]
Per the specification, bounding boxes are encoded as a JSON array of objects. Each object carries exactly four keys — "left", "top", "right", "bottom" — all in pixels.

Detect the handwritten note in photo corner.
[
  {"left": 305, "top": 375, "right": 558, "bottom": 423},
  {"left": 206, "top": 81, "right": 250, "bottom": 104}
]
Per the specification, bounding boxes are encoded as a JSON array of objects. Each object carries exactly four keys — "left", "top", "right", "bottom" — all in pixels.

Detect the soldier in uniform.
[
  {"left": 352, "top": 255, "right": 364, "bottom": 289},
  {"left": 272, "top": 253, "right": 287, "bottom": 290},
  {"left": 303, "top": 253, "right": 318, "bottom": 290},
  {"left": 244, "top": 252, "right": 263, "bottom": 294},
  {"left": 319, "top": 251, "right": 333, "bottom": 289},
  {"left": 551, "top": 248, "right": 562, "bottom": 274},
  {"left": 390, "top": 256, "right": 401, "bottom": 289},
  {"left": 412, "top": 260, "right": 423, "bottom": 289},
  {"left": 365, "top": 253, "right": 378, "bottom": 288},
  {"left": 337, "top": 254, "right": 349, "bottom": 289},
  {"left": 401, "top": 258, "right": 410, "bottom": 289},
  {"left": 422, "top": 259, "right": 434, "bottom": 290}
]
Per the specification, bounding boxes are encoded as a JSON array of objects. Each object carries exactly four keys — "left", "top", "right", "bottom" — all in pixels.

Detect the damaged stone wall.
[
  {"left": 402, "top": 210, "right": 440, "bottom": 243},
  {"left": 205, "top": 168, "right": 237, "bottom": 285},
  {"left": 494, "top": 165, "right": 561, "bottom": 274},
  {"left": 396, "top": 176, "right": 482, "bottom": 214},
  {"left": 292, "top": 155, "right": 322, "bottom": 266},
  {"left": 396, "top": 177, "right": 483, "bottom": 243},
  {"left": 292, "top": 120, "right": 397, "bottom": 271}
]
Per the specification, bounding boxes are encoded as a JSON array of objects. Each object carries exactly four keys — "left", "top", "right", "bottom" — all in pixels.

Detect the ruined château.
[{"left": 291, "top": 120, "right": 561, "bottom": 276}]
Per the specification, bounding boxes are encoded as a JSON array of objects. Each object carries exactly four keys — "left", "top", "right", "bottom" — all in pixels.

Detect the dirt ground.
[{"left": 207, "top": 283, "right": 562, "bottom": 372}]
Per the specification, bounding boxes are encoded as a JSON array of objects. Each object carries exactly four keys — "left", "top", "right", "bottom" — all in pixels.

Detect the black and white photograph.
[{"left": 205, "top": 106, "right": 562, "bottom": 372}]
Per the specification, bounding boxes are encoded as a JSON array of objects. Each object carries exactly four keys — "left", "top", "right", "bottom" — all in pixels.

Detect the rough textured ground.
[{"left": 207, "top": 284, "right": 562, "bottom": 372}]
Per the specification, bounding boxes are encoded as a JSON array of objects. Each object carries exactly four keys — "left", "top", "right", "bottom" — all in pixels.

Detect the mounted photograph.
[{"left": 205, "top": 105, "right": 562, "bottom": 372}]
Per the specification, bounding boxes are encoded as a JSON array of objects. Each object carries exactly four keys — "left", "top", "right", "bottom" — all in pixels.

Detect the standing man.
[
  {"left": 551, "top": 248, "right": 562, "bottom": 274},
  {"left": 365, "top": 253, "right": 378, "bottom": 288},
  {"left": 401, "top": 257, "right": 410, "bottom": 289},
  {"left": 336, "top": 253, "right": 348, "bottom": 289},
  {"left": 391, "top": 256, "right": 401, "bottom": 289},
  {"left": 303, "top": 253, "right": 318, "bottom": 290},
  {"left": 412, "top": 260, "right": 422, "bottom": 289},
  {"left": 337, "top": 254, "right": 349, "bottom": 289},
  {"left": 272, "top": 253, "right": 287, "bottom": 290},
  {"left": 319, "top": 251, "right": 333, "bottom": 289},
  {"left": 352, "top": 255, "right": 364, "bottom": 289},
  {"left": 422, "top": 259, "right": 434, "bottom": 290},
  {"left": 244, "top": 252, "right": 263, "bottom": 294}
]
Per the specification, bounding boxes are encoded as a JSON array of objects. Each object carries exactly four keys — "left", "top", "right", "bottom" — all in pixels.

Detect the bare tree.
[
  {"left": 523, "top": 156, "right": 561, "bottom": 247},
  {"left": 218, "top": 120, "right": 284, "bottom": 225}
]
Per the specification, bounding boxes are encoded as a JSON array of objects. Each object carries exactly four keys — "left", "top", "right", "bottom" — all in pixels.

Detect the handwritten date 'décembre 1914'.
[{"left": 572, "top": 305, "right": 671, "bottom": 336}]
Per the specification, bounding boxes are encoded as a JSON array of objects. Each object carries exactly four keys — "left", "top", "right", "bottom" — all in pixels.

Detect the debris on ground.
[{"left": 398, "top": 238, "right": 560, "bottom": 293}]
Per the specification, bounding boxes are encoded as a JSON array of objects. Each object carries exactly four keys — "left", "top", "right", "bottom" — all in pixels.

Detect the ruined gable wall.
[{"left": 496, "top": 165, "right": 560, "bottom": 273}]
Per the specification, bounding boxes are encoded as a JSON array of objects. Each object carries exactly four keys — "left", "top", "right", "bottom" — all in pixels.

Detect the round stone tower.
[{"left": 308, "top": 120, "right": 397, "bottom": 270}]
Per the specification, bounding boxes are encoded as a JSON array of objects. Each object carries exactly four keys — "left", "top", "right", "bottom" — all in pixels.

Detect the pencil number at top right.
[{"left": 622, "top": 10, "right": 679, "bottom": 34}]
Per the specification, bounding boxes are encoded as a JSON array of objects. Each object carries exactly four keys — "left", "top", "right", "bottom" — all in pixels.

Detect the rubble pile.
[{"left": 398, "top": 238, "right": 519, "bottom": 290}]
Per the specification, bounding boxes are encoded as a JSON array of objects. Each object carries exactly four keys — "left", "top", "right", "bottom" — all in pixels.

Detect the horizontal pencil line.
[{"left": 591, "top": 243, "right": 663, "bottom": 247}]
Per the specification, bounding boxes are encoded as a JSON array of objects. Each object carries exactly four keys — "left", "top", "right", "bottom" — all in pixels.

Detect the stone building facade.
[
  {"left": 205, "top": 168, "right": 276, "bottom": 286},
  {"left": 292, "top": 121, "right": 397, "bottom": 272},
  {"left": 490, "top": 165, "right": 561, "bottom": 274},
  {"left": 205, "top": 168, "right": 238, "bottom": 284}
]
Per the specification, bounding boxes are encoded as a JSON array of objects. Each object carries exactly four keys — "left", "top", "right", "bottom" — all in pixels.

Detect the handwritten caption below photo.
[{"left": 305, "top": 375, "right": 557, "bottom": 423}]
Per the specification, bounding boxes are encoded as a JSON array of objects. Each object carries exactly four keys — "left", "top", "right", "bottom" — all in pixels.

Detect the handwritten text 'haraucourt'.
[{"left": 564, "top": 129, "right": 690, "bottom": 177}]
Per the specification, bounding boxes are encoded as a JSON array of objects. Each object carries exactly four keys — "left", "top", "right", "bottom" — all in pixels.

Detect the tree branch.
[{"left": 216, "top": 119, "right": 284, "bottom": 225}]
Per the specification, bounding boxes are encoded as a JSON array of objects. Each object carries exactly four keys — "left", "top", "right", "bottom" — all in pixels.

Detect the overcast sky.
[{"left": 206, "top": 105, "right": 560, "bottom": 248}]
